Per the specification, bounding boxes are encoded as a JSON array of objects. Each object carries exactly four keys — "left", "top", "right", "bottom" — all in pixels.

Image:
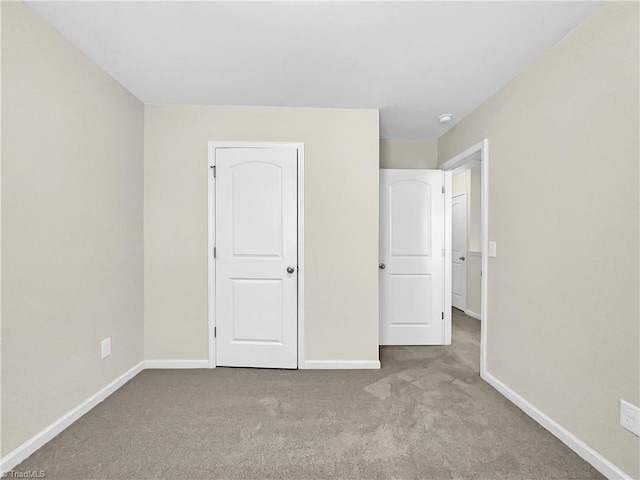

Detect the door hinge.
[
  {"left": 213, "top": 246, "right": 216, "bottom": 258},
  {"left": 210, "top": 165, "right": 216, "bottom": 177},
  {"left": 214, "top": 326, "right": 217, "bottom": 337},
  {"left": 442, "top": 186, "right": 445, "bottom": 194},
  {"left": 442, "top": 312, "right": 444, "bottom": 320},
  {"left": 442, "top": 248, "right": 445, "bottom": 257}
]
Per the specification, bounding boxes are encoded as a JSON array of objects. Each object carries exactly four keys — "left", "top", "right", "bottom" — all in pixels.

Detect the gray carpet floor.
[{"left": 16, "top": 310, "right": 604, "bottom": 479}]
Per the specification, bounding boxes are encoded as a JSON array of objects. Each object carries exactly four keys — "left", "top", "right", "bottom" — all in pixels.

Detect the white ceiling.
[{"left": 27, "top": 1, "right": 603, "bottom": 139}]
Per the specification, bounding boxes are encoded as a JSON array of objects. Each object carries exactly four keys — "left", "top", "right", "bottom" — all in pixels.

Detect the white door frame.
[
  {"left": 440, "top": 139, "right": 489, "bottom": 378},
  {"left": 207, "top": 141, "right": 305, "bottom": 369}
]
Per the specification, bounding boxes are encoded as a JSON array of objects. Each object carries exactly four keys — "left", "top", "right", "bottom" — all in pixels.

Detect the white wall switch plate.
[
  {"left": 489, "top": 241, "right": 497, "bottom": 258},
  {"left": 620, "top": 399, "right": 640, "bottom": 436},
  {"left": 101, "top": 338, "right": 111, "bottom": 359}
]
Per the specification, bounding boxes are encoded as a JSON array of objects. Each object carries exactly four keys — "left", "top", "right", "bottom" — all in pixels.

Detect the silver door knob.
[
  {"left": 287, "top": 266, "right": 295, "bottom": 274},
  {"left": 379, "top": 263, "right": 386, "bottom": 269},
  {"left": 459, "top": 256, "right": 466, "bottom": 261}
]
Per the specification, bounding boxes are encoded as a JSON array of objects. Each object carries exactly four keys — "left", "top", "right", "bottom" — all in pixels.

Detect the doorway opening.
[{"left": 440, "top": 140, "right": 489, "bottom": 377}]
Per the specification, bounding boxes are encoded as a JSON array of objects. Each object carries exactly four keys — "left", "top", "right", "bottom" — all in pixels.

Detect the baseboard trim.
[
  {"left": 483, "top": 371, "right": 632, "bottom": 480},
  {"left": 0, "top": 361, "right": 144, "bottom": 474},
  {"left": 144, "top": 360, "right": 209, "bottom": 369},
  {"left": 300, "top": 360, "right": 381, "bottom": 370},
  {"left": 464, "top": 309, "right": 481, "bottom": 320}
]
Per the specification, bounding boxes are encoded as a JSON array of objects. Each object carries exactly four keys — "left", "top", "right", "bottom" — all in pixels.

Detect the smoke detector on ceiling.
[{"left": 439, "top": 114, "right": 453, "bottom": 123}]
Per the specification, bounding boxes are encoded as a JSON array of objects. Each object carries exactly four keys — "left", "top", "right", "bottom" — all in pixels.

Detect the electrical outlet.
[
  {"left": 101, "top": 338, "right": 111, "bottom": 359},
  {"left": 489, "top": 241, "right": 497, "bottom": 258},
  {"left": 620, "top": 400, "right": 640, "bottom": 436}
]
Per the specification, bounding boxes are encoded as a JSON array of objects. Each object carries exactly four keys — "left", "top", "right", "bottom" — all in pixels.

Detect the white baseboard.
[
  {"left": 0, "top": 361, "right": 144, "bottom": 474},
  {"left": 483, "top": 371, "right": 632, "bottom": 480},
  {"left": 144, "top": 360, "right": 209, "bottom": 369},
  {"left": 464, "top": 309, "right": 481, "bottom": 320},
  {"left": 300, "top": 360, "right": 381, "bottom": 370}
]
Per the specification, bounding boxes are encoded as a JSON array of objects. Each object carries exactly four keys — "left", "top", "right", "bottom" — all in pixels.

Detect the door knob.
[
  {"left": 459, "top": 256, "right": 466, "bottom": 261},
  {"left": 286, "top": 266, "right": 295, "bottom": 274},
  {"left": 379, "top": 263, "right": 386, "bottom": 269}
]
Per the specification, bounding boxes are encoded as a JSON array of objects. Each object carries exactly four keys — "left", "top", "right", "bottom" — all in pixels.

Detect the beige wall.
[
  {"left": 438, "top": 2, "right": 639, "bottom": 477},
  {"left": 469, "top": 168, "right": 481, "bottom": 252},
  {"left": 452, "top": 169, "right": 470, "bottom": 196},
  {"left": 452, "top": 169, "right": 481, "bottom": 252},
  {"left": 1, "top": 2, "right": 144, "bottom": 456},
  {"left": 379, "top": 138, "right": 438, "bottom": 169},
  {"left": 144, "top": 105, "right": 379, "bottom": 363}
]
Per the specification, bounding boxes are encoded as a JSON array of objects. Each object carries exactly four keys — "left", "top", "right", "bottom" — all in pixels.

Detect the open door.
[{"left": 379, "top": 169, "right": 449, "bottom": 345}]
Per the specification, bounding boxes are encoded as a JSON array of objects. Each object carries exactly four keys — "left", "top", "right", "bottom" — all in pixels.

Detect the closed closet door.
[{"left": 215, "top": 146, "right": 298, "bottom": 368}]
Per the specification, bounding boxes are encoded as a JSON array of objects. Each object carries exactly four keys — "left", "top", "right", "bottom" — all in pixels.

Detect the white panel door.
[
  {"left": 215, "top": 147, "right": 298, "bottom": 369},
  {"left": 379, "top": 169, "right": 445, "bottom": 345},
  {"left": 452, "top": 192, "right": 467, "bottom": 310}
]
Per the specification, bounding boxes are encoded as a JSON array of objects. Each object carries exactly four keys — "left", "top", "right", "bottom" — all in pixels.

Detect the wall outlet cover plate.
[
  {"left": 101, "top": 338, "right": 112, "bottom": 359},
  {"left": 620, "top": 399, "right": 640, "bottom": 436}
]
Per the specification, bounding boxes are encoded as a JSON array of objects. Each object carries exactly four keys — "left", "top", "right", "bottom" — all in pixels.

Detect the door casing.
[
  {"left": 207, "top": 142, "right": 305, "bottom": 369},
  {"left": 440, "top": 139, "right": 489, "bottom": 377}
]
